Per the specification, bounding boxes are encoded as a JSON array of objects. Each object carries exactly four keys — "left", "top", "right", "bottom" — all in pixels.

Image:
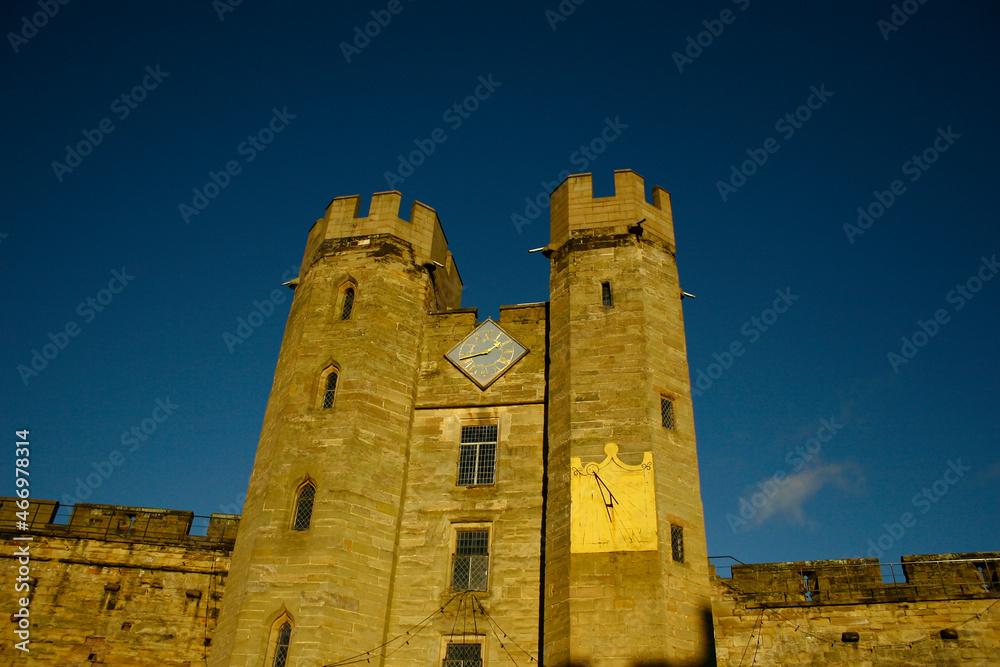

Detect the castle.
[{"left": 2, "top": 170, "right": 997, "bottom": 665}]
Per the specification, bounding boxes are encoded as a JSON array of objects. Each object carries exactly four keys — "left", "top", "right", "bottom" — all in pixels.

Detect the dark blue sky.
[{"left": 3, "top": 1, "right": 997, "bottom": 567}]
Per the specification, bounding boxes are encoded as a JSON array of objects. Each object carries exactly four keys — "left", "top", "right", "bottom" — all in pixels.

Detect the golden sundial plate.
[{"left": 571, "top": 443, "right": 658, "bottom": 553}]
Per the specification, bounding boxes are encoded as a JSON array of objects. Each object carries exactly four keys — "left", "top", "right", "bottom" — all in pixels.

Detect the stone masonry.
[{"left": 2, "top": 171, "right": 997, "bottom": 666}]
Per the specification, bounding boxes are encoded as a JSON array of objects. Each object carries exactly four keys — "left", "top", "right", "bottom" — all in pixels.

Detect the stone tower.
[
  {"left": 543, "top": 170, "right": 714, "bottom": 665},
  {"left": 211, "top": 170, "right": 711, "bottom": 667},
  {"left": 210, "top": 191, "right": 462, "bottom": 666}
]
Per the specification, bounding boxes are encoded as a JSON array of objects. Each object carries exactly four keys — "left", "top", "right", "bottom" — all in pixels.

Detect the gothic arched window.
[
  {"left": 341, "top": 287, "right": 355, "bottom": 320},
  {"left": 264, "top": 614, "right": 293, "bottom": 667},
  {"left": 322, "top": 371, "right": 338, "bottom": 409},
  {"left": 292, "top": 483, "right": 315, "bottom": 531},
  {"left": 272, "top": 622, "right": 291, "bottom": 667}
]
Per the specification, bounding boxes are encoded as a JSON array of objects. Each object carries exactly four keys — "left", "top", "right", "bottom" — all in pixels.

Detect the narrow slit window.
[
  {"left": 660, "top": 397, "right": 675, "bottom": 430},
  {"left": 292, "top": 484, "right": 315, "bottom": 531},
  {"left": 322, "top": 372, "right": 338, "bottom": 409},
  {"left": 341, "top": 287, "right": 355, "bottom": 320},
  {"left": 272, "top": 622, "right": 291, "bottom": 667},
  {"left": 451, "top": 530, "right": 489, "bottom": 591},
  {"left": 458, "top": 425, "right": 498, "bottom": 486},
  {"left": 670, "top": 524, "right": 684, "bottom": 563},
  {"left": 444, "top": 642, "right": 482, "bottom": 667},
  {"left": 601, "top": 281, "right": 613, "bottom": 308}
]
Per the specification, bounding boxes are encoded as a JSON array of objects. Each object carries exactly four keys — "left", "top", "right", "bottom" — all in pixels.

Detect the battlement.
[
  {"left": 297, "top": 189, "right": 462, "bottom": 309},
  {"left": 714, "top": 553, "right": 1000, "bottom": 607},
  {"left": 549, "top": 169, "right": 675, "bottom": 250},
  {"left": 302, "top": 190, "right": 453, "bottom": 272},
  {"left": 0, "top": 497, "right": 239, "bottom": 549}
]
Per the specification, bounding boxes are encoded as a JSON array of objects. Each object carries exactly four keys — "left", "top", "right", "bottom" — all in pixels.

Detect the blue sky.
[{"left": 2, "top": 1, "right": 997, "bottom": 567}]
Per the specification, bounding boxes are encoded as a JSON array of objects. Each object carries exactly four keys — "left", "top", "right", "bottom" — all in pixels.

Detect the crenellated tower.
[
  {"left": 210, "top": 191, "right": 462, "bottom": 666},
  {"left": 543, "top": 170, "right": 714, "bottom": 665}
]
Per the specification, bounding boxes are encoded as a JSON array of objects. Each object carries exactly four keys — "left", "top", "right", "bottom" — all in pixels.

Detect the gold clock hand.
[{"left": 459, "top": 341, "right": 502, "bottom": 359}]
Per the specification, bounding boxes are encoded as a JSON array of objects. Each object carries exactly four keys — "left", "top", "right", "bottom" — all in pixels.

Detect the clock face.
[{"left": 445, "top": 319, "right": 528, "bottom": 389}]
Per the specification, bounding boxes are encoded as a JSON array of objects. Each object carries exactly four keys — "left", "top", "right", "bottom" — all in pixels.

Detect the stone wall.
[
  {"left": 378, "top": 303, "right": 548, "bottom": 667},
  {"left": 712, "top": 553, "right": 1000, "bottom": 666},
  {"left": 4, "top": 500, "right": 998, "bottom": 666},
  {"left": 0, "top": 499, "right": 235, "bottom": 665}
]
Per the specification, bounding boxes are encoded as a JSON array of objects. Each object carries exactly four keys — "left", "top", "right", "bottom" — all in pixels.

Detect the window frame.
[
  {"left": 443, "top": 639, "right": 484, "bottom": 667},
  {"left": 601, "top": 281, "right": 614, "bottom": 308},
  {"left": 292, "top": 481, "right": 316, "bottom": 531},
  {"left": 670, "top": 523, "right": 684, "bottom": 563},
  {"left": 660, "top": 396, "right": 676, "bottom": 430},
  {"left": 457, "top": 424, "right": 498, "bottom": 487},
  {"left": 440, "top": 635, "right": 486, "bottom": 667},
  {"left": 318, "top": 363, "right": 340, "bottom": 410},
  {"left": 449, "top": 523, "right": 492, "bottom": 592},
  {"left": 263, "top": 611, "right": 293, "bottom": 667},
  {"left": 341, "top": 286, "right": 355, "bottom": 320},
  {"left": 337, "top": 280, "right": 358, "bottom": 322}
]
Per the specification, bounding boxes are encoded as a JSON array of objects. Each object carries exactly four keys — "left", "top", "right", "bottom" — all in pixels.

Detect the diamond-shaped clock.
[{"left": 445, "top": 319, "right": 528, "bottom": 390}]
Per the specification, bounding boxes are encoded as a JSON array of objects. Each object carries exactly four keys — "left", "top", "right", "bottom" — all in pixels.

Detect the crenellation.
[
  {"left": 12, "top": 173, "right": 996, "bottom": 666},
  {"left": 721, "top": 554, "right": 1000, "bottom": 608},
  {"left": 0, "top": 498, "right": 239, "bottom": 549}
]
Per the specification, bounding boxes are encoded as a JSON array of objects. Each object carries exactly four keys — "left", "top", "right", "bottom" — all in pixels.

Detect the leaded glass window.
[
  {"left": 293, "top": 484, "right": 315, "bottom": 531},
  {"left": 272, "top": 622, "right": 291, "bottom": 667},
  {"left": 660, "top": 397, "right": 675, "bottom": 430},
  {"left": 601, "top": 281, "right": 613, "bottom": 308},
  {"left": 341, "top": 287, "right": 355, "bottom": 320},
  {"left": 671, "top": 524, "right": 684, "bottom": 563},
  {"left": 444, "top": 642, "right": 482, "bottom": 667},
  {"left": 451, "top": 530, "right": 489, "bottom": 591},
  {"left": 322, "top": 372, "right": 338, "bottom": 409},
  {"left": 458, "top": 425, "right": 497, "bottom": 486}
]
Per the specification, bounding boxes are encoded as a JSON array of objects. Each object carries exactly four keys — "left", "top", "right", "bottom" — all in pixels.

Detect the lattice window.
[
  {"left": 671, "top": 524, "right": 684, "bottom": 563},
  {"left": 660, "top": 397, "right": 675, "bottom": 430},
  {"left": 293, "top": 484, "right": 315, "bottom": 531},
  {"left": 272, "top": 622, "right": 291, "bottom": 667},
  {"left": 458, "top": 425, "right": 497, "bottom": 486},
  {"left": 444, "top": 642, "right": 482, "bottom": 667},
  {"left": 322, "top": 372, "right": 338, "bottom": 409},
  {"left": 341, "top": 287, "right": 355, "bottom": 320},
  {"left": 601, "top": 281, "right": 613, "bottom": 308},
  {"left": 452, "top": 530, "right": 489, "bottom": 591}
]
